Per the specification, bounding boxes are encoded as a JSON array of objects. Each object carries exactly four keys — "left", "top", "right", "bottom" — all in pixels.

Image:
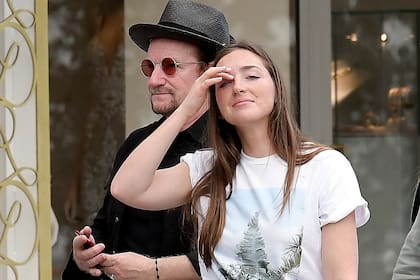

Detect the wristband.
[{"left": 155, "top": 257, "right": 160, "bottom": 279}]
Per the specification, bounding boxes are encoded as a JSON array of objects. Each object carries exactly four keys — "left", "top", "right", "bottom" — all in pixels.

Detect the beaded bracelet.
[{"left": 155, "top": 257, "right": 160, "bottom": 279}]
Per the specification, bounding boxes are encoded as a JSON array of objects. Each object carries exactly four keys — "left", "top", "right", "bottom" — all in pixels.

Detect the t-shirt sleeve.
[
  {"left": 317, "top": 150, "right": 370, "bottom": 228},
  {"left": 181, "top": 149, "right": 214, "bottom": 189}
]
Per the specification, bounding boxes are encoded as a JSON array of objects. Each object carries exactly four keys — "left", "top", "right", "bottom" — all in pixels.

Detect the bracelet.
[{"left": 155, "top": 257, "right": 160, "bottom": 279}]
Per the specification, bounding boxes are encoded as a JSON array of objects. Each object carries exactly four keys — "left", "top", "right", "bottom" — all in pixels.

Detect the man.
[
  {"left": 411, "top": 182, "right": 420, "bottom": 224},
  {"left": 62, "top": 1, "right": 232, "bottom": 279},
  {"left": 392, "top": 211, "right": 420, "bottom": 280},
  {"left": 392, "top": 180, "right": 420, "bottom": 279}
]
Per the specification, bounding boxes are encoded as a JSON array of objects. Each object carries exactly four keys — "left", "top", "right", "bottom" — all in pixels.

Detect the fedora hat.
[{"left": 129, "top": 0, "right": 231, "bottom": 57}]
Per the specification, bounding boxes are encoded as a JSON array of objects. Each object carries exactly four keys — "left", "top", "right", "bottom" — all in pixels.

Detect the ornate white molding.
[{"left": 0, "top": 0, "right": 51, "bottom": 279}]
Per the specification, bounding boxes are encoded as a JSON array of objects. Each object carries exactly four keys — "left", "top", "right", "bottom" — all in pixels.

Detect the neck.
[{"left": 237, "top": 125, "right": 274, "bottom": 158}]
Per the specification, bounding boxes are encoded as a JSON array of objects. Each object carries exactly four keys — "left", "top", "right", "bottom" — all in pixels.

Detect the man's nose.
[{"left": 147, "top": 66, "right": 166, "bottom": 87}]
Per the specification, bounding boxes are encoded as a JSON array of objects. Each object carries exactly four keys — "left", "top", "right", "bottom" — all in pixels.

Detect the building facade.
[{"left": 1, "top": 0, "right": 419, "bottom": 279}]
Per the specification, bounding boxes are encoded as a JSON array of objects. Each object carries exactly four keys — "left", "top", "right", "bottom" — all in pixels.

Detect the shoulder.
[
  {"left": 112, "top": 119, "right": 165, "bottom": 165},
  {"left": 181, "top": 148, "right": 214, "bottom": 187},
  {"left": 181, "top": 149, "right": 214, "bottom": 172},
  {"left": 307, "top": 148, "right": 351, "bottom": 170},
  {"left": 181, "top": 148, "right": 214, "bottom": 164},
  {"left": 126, "top": 118, "right": 165, "bottom": 142},
  {"left": 301, "top": 148, "right": 359, "bottom": 190}
]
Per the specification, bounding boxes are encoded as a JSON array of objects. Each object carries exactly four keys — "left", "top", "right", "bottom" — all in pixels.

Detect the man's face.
[{"left": 145, "top": 38, "right": 205, "bottom": 116}]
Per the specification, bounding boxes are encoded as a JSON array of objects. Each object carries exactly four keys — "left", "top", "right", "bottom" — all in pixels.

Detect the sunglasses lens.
[
  {"left": 141, "top": 59, "right": 154, "bottom": 77},
  {"left": 161, "top": 57, "right": 177, "bottom": 75}
]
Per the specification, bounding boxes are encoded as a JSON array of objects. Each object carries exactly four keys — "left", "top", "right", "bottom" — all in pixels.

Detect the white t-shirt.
[{"left": 181, "top": 149, "right": 370, "bottom": 280}]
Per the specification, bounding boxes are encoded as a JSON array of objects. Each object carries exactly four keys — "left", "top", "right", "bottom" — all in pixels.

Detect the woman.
[{"left": 111, "top": 41, "right": 370, "bottom": 280}]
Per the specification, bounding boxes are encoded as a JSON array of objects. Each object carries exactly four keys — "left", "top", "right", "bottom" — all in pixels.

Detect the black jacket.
[
  {"left": 412, "top": 180, "right": 420, "bottom": 224},
  {"left": 62, "top": 115, "right": 207, "bottom": 279}
]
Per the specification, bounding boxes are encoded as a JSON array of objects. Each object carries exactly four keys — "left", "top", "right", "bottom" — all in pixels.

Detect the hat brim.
[{"left": 129, "top": 23, "right": 226, "bottom": 55}]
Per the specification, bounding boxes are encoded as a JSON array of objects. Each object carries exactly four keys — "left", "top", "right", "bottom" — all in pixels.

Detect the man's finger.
[{"left": 88, "top": 266, "right": 103, "bottom": 277}]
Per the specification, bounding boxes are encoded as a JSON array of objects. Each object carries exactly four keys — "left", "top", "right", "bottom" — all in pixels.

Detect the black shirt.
[
  {"left": 118, "top": 119, "right": 204, "bottom": 256},
  {"left": 412, "top": 181, "right": 420, "bottom": 224},
  {"left": 62, "top": 114, "right": 207, "bottom": 279}
]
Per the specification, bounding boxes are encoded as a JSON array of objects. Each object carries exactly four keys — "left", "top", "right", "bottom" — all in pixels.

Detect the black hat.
[{"left": 129, "top": 0, "right": 231, "bottom": 57}]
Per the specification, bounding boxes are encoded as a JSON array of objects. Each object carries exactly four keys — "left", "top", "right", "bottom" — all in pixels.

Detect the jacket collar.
[{"left": 159, "top": 112, "right": 208, "bottom": 146}]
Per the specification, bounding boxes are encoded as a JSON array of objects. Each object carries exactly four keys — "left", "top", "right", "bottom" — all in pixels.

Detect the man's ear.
[
  {"left": 199, "top": 61, "right": 215, "bottom": 74},
  {"left": 199, "top": 62, "right": 211, "bottom": 74}
]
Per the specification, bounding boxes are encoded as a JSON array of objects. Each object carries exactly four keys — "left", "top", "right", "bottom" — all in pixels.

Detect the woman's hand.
[{"left": 177, "top": 66, "right": 233, "bottom": 120}]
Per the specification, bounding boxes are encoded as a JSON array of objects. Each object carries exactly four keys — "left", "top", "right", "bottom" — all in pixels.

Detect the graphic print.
[{"left": 219, "top": 212, "right": 302, "bottom": 280}]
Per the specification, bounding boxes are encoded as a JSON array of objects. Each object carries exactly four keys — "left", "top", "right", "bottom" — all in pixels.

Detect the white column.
[{"left": 299, "top": 0, "right": 333, "bottom": 145}]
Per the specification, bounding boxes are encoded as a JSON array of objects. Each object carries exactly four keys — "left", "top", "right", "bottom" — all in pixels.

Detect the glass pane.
[
  {"left": 49, "top": 0, "right": 125, "bottom": 279},
  {"left": 332, "top": 10, "right": 419, "bottom": 280}
]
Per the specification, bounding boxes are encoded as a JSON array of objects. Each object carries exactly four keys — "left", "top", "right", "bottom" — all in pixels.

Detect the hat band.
[{"left": 159, "top": 21, "right": 219, "bottom": 43}]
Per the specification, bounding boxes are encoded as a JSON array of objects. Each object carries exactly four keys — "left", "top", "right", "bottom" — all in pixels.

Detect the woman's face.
[{"left": 215, "top": 49, "right": 276, "bottom": 128}]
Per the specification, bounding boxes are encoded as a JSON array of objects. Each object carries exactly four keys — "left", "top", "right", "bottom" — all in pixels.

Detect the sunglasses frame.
[{"left": 141, "top": 57, "right": 206, "bottom": 77}]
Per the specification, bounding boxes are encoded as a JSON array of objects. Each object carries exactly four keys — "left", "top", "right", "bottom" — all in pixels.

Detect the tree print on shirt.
[{"left": 218, "top": 212, "right": 302, "bottom": 280}]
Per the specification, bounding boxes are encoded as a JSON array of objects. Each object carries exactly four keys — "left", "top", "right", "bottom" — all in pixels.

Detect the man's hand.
[
  {"left": 73, "top": 226, "right": 106, "bottom": 276},
  {"left": 100, "top": 252, "right": 155, "bottom": 280}
]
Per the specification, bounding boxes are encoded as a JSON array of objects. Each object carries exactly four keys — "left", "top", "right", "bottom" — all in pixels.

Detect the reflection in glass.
[
  {"left": 332, "top": 10, "right": 418, "bottom": 280},
  {"left": 332, "top": 12, "right": 417, "bottom": 136},
  {"left": 49, "top": 0, "right": 125, "bottom": 279}
]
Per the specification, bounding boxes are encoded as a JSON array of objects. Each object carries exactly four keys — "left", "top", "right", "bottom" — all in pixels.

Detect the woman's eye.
[
  {"left": 247, "top": 75, "right": 259, "bottom": 80},
  {"left": 219, "top": 80, "right": 232, "bottom": 88}
]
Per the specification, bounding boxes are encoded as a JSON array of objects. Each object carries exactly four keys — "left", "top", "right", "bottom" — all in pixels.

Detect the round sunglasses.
[{"left": 141, "top": 57, "right": 206, "bottom": 77}]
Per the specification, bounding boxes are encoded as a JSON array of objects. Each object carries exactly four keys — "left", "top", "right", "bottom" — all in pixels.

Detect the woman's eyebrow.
[{"left": 238, "top": 65, "right": 262, "bottom": 72}]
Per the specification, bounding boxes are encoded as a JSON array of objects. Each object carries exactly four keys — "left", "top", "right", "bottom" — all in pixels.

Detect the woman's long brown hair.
[{"left": 186, "top": 41, "right": 328, "bottom": 267}]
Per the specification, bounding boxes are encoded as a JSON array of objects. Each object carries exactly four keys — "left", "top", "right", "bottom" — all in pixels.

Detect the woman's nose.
[{"left": 233, "top": 82, "right": 245, "bottom": 95}]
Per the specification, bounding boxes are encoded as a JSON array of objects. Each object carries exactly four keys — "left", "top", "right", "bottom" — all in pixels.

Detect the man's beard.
[{"left": 151, "top": 99, "right": 178, "bottom": 116}]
